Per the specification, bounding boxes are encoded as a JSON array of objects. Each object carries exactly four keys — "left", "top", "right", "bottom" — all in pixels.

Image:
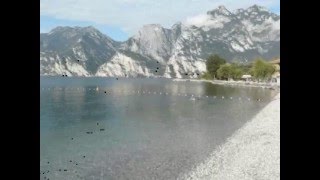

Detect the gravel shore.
[{"left": 179, "top": 93, "right": 280, "bottom": 180}]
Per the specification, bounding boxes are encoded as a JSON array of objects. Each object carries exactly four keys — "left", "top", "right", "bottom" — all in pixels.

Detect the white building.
[{"left": 241, "top": 74, "right": 252, "bottom": 82}]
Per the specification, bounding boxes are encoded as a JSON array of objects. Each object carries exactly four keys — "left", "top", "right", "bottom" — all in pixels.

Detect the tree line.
[{"left": 202, "top": 54, "right": 277, "bottom": 82}]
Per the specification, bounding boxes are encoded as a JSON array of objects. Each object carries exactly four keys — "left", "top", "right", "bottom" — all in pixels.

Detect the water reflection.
[
  {"left": 40, "top": 77, "right": 274, "bottom": 180},
  {"left": 203, "top": 82, "right": 276, "bottom": 101}
]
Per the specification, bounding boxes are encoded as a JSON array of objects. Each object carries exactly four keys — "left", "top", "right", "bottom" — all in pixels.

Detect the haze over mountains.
[{"left": 40, "top": 5, "right": 280, "bottom": 78}]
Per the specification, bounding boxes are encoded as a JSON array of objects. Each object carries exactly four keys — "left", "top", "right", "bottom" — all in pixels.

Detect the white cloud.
[
  {"left": 40, "top": 0, "right": 279, "bottom": 35},
  {"left": 184, "top": 13, "right": 232, "bottom": 29},
  {"left": 184, "top": 14, "right": 210, "bottom": 27}
]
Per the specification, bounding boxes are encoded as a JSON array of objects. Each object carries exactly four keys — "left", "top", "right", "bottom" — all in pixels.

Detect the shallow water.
[{"left": 40, "top": 77, "right": 276, "bottom": 180}]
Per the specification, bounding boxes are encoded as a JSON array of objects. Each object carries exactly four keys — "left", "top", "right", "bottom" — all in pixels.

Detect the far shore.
[
  {"left": 173, "top": 78, "right": 280, "bottom": 89},
  {"left": 40, "top": 76, "right": 280, "bottom": 91}
]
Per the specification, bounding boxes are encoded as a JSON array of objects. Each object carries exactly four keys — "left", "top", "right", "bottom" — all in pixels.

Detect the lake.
[{"left": 40, "top": 77, "right": 276, "bottom": 180}]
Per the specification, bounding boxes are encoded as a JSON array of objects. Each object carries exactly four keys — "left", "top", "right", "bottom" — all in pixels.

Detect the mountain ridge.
[{"left": 40, "top": 4, "right": 280, "bottom": 78}]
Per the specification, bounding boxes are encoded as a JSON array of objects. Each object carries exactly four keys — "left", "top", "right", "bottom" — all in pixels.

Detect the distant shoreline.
[
  {"left": 173, "top": 78, "right": 280, "bottom": 89},
  {"left": 40, "top": 76, "right": 280, "bottom": 90}
]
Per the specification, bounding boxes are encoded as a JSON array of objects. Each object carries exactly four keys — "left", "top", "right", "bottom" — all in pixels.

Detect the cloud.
[
  {"left": 40, "top": 0, "right": 279, "bottom": 35},
  {"left": 184, "top": 14, "right": 211, "bottom": 27}
]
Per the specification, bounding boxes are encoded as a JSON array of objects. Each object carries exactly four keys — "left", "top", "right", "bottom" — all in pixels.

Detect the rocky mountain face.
[
  {"left": 40, "top": 26, "right": 118, "bottom": 76},
  {"left": 40, "top": 5, "right": 280, "bottom": 78}
]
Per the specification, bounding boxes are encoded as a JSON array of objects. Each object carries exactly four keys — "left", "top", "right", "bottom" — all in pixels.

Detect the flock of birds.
[
  {"left": 40, "top": 121, "right": 107, "bottom": 179},
  {"left": 41, "top": 87, "right": 263, "bottom": 102},
  {"left": 40, "top": 87, "right": 262, "bottom": 179},
  {"left": 42, "top": 61, "right": 264, "bottom": 179}
]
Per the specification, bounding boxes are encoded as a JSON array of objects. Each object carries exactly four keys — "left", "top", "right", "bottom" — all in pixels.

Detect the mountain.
[
  {"left": 40, "top": 26, "right": 118, "bottom": 76},
  {"left": 40, "top": 5, "right": 280, "bottom": 78}
]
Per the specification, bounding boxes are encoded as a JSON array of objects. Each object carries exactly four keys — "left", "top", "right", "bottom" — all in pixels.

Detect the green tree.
[
  {"left": 237, "top": 64, "right": 251, "bottom": 74},
  {"left": 206, "top": 54, "right": 226, "bottom": 79},
  {"left": 230, "top": 64, "right": 244, "bottom": 80},
  {"left": 251, "top": 58, "right": 276, "bottom": 81},
  {"left": 217, "top": 63, "right": 244, "bottom": 80},
  {"left": 217, "top": 63, "right": 232, "bottom": 80}
]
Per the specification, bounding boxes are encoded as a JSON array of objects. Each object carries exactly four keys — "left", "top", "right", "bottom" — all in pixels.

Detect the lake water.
[{"left": 40, "top": 77, "right": 276, "bottom": 180}]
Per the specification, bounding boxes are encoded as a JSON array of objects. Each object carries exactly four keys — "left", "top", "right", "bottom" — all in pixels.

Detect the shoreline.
[
  {"left": 173, "top": 78, "right": 280, "bottom": 90},
  {"left": 40, "top": 76, "right": 280, "bottom": 89},
  {"left": 180, "top": 93, "right": 280, "bottom": 180}
]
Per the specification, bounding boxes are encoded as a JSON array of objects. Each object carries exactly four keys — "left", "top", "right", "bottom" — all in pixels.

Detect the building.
[{"left": 241, "top": 74, "right": 252, "bottom": 82}]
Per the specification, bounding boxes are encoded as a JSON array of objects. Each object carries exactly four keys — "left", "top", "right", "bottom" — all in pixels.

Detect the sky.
[{"left": 40, "top": 0, "right": 280, "bottom": 41}]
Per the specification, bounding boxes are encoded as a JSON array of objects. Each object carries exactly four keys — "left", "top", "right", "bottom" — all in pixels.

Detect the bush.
[
  {"left": 230, "top": 64, "right": 244, "bottom": 80},
  {"left": 217, "top": 63, "right": 244, "bottom": 80},
  {"left": 251, "top": 58, "right": 276, "bottom": 81},
  {"left": 201, "top": 72, "right": 213, "bottom": 80}
]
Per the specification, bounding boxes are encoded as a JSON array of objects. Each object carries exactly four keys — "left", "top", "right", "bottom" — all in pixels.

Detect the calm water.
[{"left": 40, "top": 77, "right": 276, "bottom": 180}]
